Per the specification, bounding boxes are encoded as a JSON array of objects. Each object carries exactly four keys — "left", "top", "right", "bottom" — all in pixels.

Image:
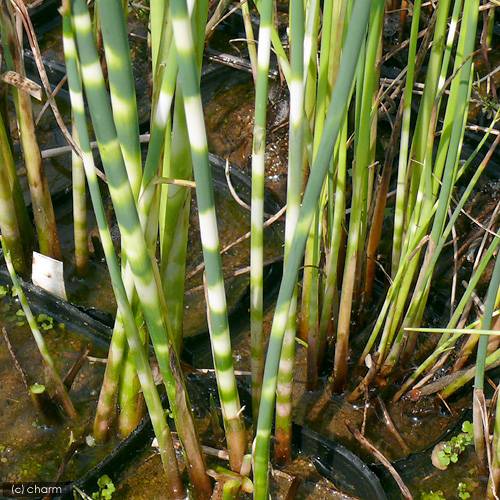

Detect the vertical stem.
[
  {"left": 333, "top": 0, "right": 384, "bottom": 393},
  {"left": 0, "top": 2, "right": 61, "bottom": 260},
  {"left": 253, "top": 3, "right": 370, "bottom": 495},
  {"left": 150, "top": 0, "right": 169, "bottom": 77},
  {"left": 240, "top": 0, "right": 257, "bottom": 82},
  {"left": 96, "top": 0, "right": 142, "bottom": 198},
  {"left": 274, "top": 0, "right": 304, "bottom": 465},
  {"left": 62, "top": 10, "right": 184, "bottom": 496},
  {"left": 250, "top": 0, "right": 273, "bottom": 425},
  {"left": 487, "top": 380, "right": 500, "bottom": 498},
  {"left": 390, "top": 0, "right": 421, "bottom": 277},
  {"left": 473, "top": 244, "right": 500, "bottom": 465},
  {"left": 70, "top": 2, "right": 210, "bottom": 495},
  {"left": 96, "top": 1, "right": 144, "bottom": 428},
  {"left": 118, "top": 303, "right": 147, "bottom": 437},
  {"left": 319, "top": 120, "right": 347, "bottom": 351},
  {"left": 159, "top": 0, "right": 206, "bottom": 355},
  {"left": 386, "top": 132, "right": 500, "bottom": 398},
  {"left": 0, "top": 97, "right": 32, "bottom": 260},
  {"left": 205, "top": 0, "right": 231, "bottom": 36},
  {"left": 402, "top": 0, "right": 451, "bottom": 237},
  {"left": 94, "top": 315, "right": 126, "bottom": 440},
  {"left": 71, "top": 124, "right": 88, "bottom": 276},
  {"left": 170, "top": 0, "right": 246, "bottom": 473},
  {"left": 0, "top": 114, "right": 26, "bottom": 274},
  {"left": 118, "top": 345, "right": 145, "bottom": 437},
  {"left": 383, "top": 0, "right": 479, "bottom": 372}
]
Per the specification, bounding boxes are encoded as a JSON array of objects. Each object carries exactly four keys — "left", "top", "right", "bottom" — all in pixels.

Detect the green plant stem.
[
  {"left": 117, "top": 300, "right": 148, "bottom": 438},
  {"left": 70, "top": 2, "right": 211, "bottom": 496},
  {"left": 94, "top": 316, "right": 126, "bottom": 440},
  {"left": 205, "top": 0, "right": 231, "bottom": 36},
  {"left": 253, "top": 0, "right": 290, "bottom": 83},
  {"left": 118, "top": 345, "right": 144, "bottom": 437},
  {"left": 274, "top": 0, "right": 304, "bottom": 464},
  {"left": 319, "top": 120, "right": 347, "bottom": 350},
  {"left": 332, "top": 0, "right": 384, "bottom": 392},
  {"left": 170, "top": 0, "right": 246, "bottom": 474},
  {"left": 390, "top": 0, "right": 422, "bottom": 277},
  {"left": 393, "top": 231, "right": 500, "bottom": 401},
  {"left": 96, "top": 0, "right": 142, "bottom": 198},
  {"left": 402, "top": 0, "right": 451, "bottom": 234},
  {"left": 0, "top": 98, "right": 32, "bottom": 257},
  {"left": 488, "top": 381, "right": 500, "bottom": 498},
  {"left": 318, "top": 0, "right": 349, "bottom": 345},
  {"left": 62, "top": 9, "right": 185, "bottom": 496},
  {"left": 159, "top": 1, "right": 205, "bottom": 355},
  {"left": 440, "top": 348, "right": 500, "bottom": 400},
  {"left": 473, "top": 238, "right": 500, "bottom": 464},
  {"left": 253, "top": 2, "right": 371, "bottom": 495},
  {"left": 364, "top": 113, "right": 497, "bottom": 389},
  {"left": 97, "top": 1, "right": 144, "bottom": 429},
  {"left": 240, "top": 0, "right": 257, "bottom": 82},
  {"left": 250, "top": 0, "right": 273, "bottom": 425},
  {"left": 382, "top": 0, "right": 479, "bottom": 373},
  {"left": 300, "top": 0, "right": 321, "bottom": 379},
  {"left": 0, "top": 114, "right": 27, "bottom": 274},
  {"left": 150, "top": 0, "right": 168, "bottom": 77}
]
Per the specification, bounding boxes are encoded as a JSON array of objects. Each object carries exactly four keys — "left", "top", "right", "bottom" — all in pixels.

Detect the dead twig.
[
  {"left": 63, "top": 346, "right": 90, "bottom": 391},
  {"left": 35, "top": 74, "right": 67, "bottom": 125},
  {"left": 346, "top": 422, "right": 413, "bottom": 500},
  {"left": 10, "top": 0, "right": 106, "bottom": 182},
  {"left": 186, "top": 255, "right": 282, "bottom": 293},
  {"left": 2, "top": 326, "right": 30, "bottom": 390},
  {"left": 377, "top": 396, "right": 411, "bottom": 455}
]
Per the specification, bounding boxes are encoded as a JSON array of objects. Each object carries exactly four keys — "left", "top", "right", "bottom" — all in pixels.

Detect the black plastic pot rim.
[{"left": 61, "top": 374, "right": 388, "bottom": 500}]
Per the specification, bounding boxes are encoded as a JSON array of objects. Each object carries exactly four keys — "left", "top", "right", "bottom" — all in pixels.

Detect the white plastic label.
[{"left": 32, "top": 251, "right": 67, "bottom": 300}]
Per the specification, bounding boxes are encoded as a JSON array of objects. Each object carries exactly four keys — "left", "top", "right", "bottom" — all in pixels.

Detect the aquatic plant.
[
  {"left": 91, "top": 475, "right": 115, "bottom": 500},
  {"left": 249, "top": 0, "right": 273, "bottom": 425},
  {"left": 432, "top": 421, "right": 474, "bottom": 469},
  {"left": 0, "top": 0, "right": 498, "bottom": 498},
  {"left": 62, "top": 5, "right": 185, "bottom": 495},
  {"left": 0, "top": 1, "right": 60, "bottom": 260}
]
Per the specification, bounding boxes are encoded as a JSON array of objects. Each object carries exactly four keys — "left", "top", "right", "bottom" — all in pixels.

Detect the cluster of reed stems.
[{"left": 0, "top": 0, "right": 499, "bottom": 498}]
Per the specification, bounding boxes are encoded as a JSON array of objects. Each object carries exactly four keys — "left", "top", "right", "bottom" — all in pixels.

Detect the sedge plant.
[{"left": 253, "top": 1, "right": 373, "bottom": 495}]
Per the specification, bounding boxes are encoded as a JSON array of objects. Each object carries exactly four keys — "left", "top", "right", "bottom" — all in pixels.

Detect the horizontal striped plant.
[{"left": 2, "top": 1, "right": 494, "bottom": 498}]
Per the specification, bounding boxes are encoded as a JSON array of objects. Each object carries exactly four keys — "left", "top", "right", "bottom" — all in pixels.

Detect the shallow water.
[
  {"left": 115, "top": 451, "right": 356, "bottom": 500},
  {"left": 0, "top": 292, "right": 116, "bottom": 484},
  {"left": 205, "top": 81, "right": 290, "bottom": 204}
]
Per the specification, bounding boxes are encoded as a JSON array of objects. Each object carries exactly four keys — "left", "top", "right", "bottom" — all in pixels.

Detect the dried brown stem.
[{"left": 346, "top": 421, "right": 413, "bottom": 499}]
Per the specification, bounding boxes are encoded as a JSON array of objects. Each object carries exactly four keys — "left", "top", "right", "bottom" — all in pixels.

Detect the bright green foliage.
[
  {"left": 457, "top": 482, "right": 471, "bottom": 500},
  {"left": 420, "top": 491, "right": 445, "bottom": 500},
  {"left": 16, "top": 308, "right": 26, "bottom": 326},
  {"left": 92, "top": 475, "right": 115, "bottom": 500},
  {"left": 253, "top": 0, "right": 373, "bottom": 495},
  {"left": 29, "top": 383, "right": 46, "bottom": 394},
  {"left": 0, "top": 285, "right": 7, "bottom": 299},
  {"left": 37, "top": 313, "right": 54, "bottom": 331},
  {"left": 437, "top": 421, "right": 474, "bottom": 467},
  {"left": 62, "top": 4, "right": 184, "bottom": 493}
]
